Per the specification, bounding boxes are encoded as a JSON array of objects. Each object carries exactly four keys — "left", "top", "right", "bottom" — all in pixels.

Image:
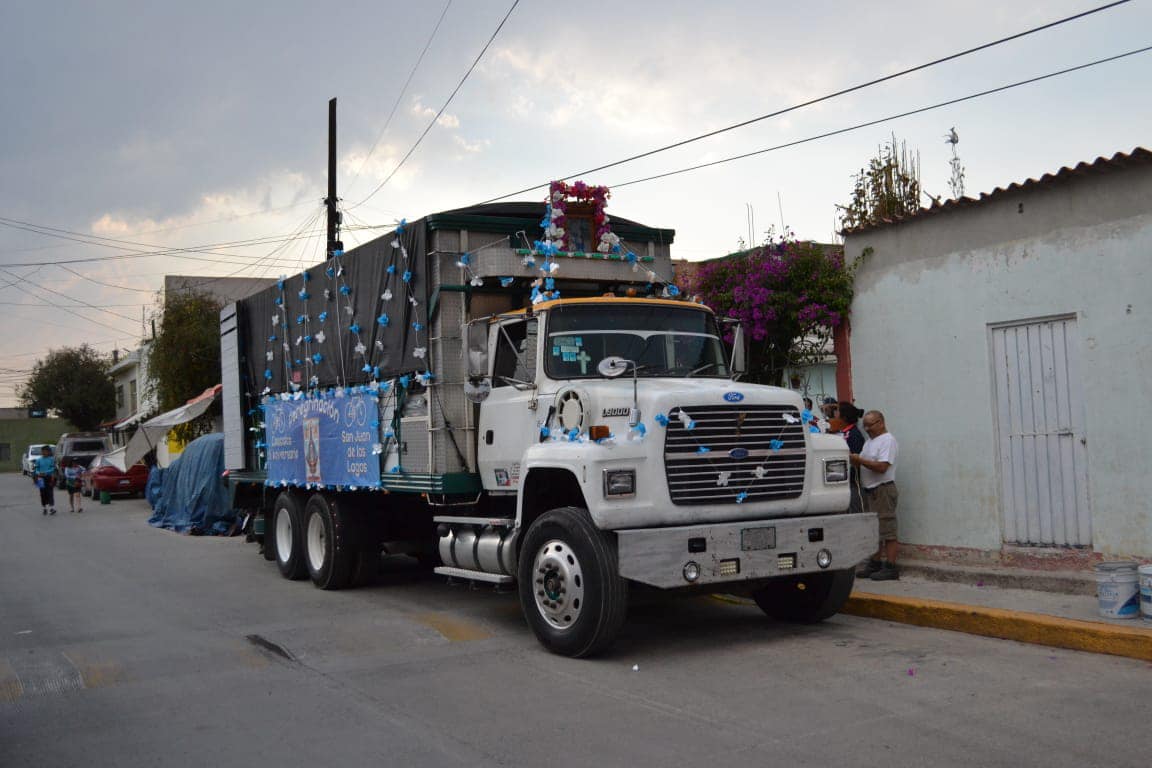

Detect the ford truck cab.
[{"left": 451, "top": 296, "right": 876, "bottom": 656}]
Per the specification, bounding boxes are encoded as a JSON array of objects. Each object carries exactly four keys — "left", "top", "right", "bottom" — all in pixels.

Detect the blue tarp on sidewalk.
[{"left": 147, "top": 433, "right": 236, "bottom": 535}]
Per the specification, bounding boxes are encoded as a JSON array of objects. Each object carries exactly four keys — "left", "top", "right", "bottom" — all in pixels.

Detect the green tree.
[
  {"left": 692, "top": 236, "right": 858, "bottom": 386},
  {"left": 838, "top": 133, "right": 924, "bottom": 231},
  {"left": 20, "top": 345, "right": 116, "bottom": 430},
  {"left": 146, "top": 290, "right": 223, "bottom": 415}
]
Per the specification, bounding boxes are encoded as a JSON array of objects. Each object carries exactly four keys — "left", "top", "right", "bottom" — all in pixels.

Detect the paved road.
[{"left": 0, "top": 473, "right": 1146, "bottom": 768}]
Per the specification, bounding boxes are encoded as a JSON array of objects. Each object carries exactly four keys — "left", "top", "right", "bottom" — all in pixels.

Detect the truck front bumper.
[{"left": 615, "top": 512, "right": 877, "bottom": 589}]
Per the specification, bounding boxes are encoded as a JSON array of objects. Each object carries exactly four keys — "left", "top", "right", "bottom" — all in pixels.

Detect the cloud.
[
  {"left": 453, "top": 135, "right": 490, "bottom": 154},
  {"left": 411, "top": 99, "right": 460, "bottom": 128},
  {"left": 484, "top": 41, "right": 847, "bottom": 140},
  {"left": 341, "top": 142, "right": 419, "bottom": 194}
]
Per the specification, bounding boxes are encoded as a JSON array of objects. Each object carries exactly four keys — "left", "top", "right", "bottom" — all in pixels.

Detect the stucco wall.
[
  {"left": 844, "top": 164, "right": 1152, "bottom": 557},
  {"left": 0, "top": 418, "right": 76, "bottom": 473}
]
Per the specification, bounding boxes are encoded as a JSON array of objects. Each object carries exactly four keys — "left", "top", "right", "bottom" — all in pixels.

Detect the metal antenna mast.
[{"left": 325, "top": 98, "right": 343, "bottom": 259}]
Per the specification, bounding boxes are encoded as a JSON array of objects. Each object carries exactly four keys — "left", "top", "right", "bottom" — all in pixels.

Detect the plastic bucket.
[
  {"left": 1094, "top": 562, "right": 1139, "bottom": 619},
  {"left": 1139, "top": 565, "right": 1152, "bottom": 621},
  {"left": 99, "top": 490, "right": 111, "bottom": 505}
]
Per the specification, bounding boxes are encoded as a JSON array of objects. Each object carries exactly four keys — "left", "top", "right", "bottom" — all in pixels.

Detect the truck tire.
[
  {"left": 272, "top": 491, "right": 308, "bottom": 580},
  {"left": 518, "top": 507, "right": 628, "bottom": 658},
  {"left": 751, "top": 568, "right": 855, "bottom": 623},
  {"left": 303, "top": 494, "right": 356, "bottom": 590}
]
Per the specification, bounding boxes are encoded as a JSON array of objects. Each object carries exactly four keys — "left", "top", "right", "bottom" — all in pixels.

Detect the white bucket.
[
  {"left": 1139, "top": 564, "right": 1152, "bottom": 621},
  {"left": 1094, "top": 562, "right": 1140, "bottom": 619}
]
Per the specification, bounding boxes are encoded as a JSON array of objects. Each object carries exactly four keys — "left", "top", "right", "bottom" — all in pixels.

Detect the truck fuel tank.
[{"left": 437, "top": 519, "right": 518, "bottom": 577}]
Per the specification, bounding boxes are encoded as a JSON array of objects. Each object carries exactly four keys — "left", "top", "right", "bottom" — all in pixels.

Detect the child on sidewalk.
[{"left": 63, "top": 457, "right": 85, "bottom": 513}]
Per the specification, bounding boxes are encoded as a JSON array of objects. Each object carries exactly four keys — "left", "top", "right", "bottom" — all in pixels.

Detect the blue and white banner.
[{"left": 264, "top": 392, "right": 381, "bottom": 488}]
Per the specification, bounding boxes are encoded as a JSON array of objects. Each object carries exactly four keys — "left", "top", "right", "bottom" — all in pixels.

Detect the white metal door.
[
  {"left": 476, "top": 318, "right": 539, "bottom": 491},
  {"left": 990, "top": 316, "right": 1090, "bottom": 547}
]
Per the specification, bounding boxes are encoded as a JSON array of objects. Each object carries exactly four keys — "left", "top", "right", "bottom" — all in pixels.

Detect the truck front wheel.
[
  {"left": 272, "top": 492, "right": 308, "bottom": 580},
  {"left": 751, "top": 568, "right": 855, "bottom": 623},
  {"left": 518, "top": 507, "right": 628, "bottom": 658}
]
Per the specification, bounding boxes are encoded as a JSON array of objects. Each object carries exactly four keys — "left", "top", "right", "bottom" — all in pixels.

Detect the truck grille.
[{"left": 663, "top": 404, "right": 807, "bottom": 505}]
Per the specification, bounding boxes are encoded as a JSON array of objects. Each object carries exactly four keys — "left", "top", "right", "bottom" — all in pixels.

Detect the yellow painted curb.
[{"left": 844, "top": 591, "right": 1152, "bottom": 663}]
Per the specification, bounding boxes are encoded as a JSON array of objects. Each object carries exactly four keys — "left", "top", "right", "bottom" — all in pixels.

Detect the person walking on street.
[
  {"left": 63, "top": 458, "right": 84, "bottom": 513},
  {"left": 851, "top": 410, "right": 899, "bottom": 580},
  {"left": 33, "top": 445, "right": 57, "bottom": 515}
]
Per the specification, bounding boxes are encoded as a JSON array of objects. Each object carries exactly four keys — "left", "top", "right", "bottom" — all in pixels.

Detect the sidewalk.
[{"left": 843, "top": 562, "right": 1152, "bottom": 663}]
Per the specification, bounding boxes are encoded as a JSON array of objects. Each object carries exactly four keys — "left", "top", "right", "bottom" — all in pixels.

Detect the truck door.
[{"left": 477, "top": 317, "right": 538, "bottom": 491}]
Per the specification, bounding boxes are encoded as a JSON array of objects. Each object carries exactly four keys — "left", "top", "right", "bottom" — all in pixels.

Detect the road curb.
[{"left": 843, "top": 591, "right": 1152, "bottom": 663}]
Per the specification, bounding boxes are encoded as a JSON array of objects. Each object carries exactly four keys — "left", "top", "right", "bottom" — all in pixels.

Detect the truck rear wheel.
[
  {"left": 518, "top": 507, "right": 628, "bottom": 658},
  {"left": 272, "top": 491, "right": 308, "bottom": 580},
  {"left": 751, "top": 568, "right": 855, "bottom": 623},
  {"left": 304, "top": 494, "right": 356, "bottom": 590}
]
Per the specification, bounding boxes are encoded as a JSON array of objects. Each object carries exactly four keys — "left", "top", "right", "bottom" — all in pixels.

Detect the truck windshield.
[{"left": 545, "top": 304, "right": 729, "bottom": 379}]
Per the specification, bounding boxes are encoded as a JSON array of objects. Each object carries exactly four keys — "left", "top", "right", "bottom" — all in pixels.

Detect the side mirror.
[
  {"left": 466, "top": 320, "right": 490, "bottom": 379},
  {"left": 730, "top": 323, "right": 747, "bottom": 375}
]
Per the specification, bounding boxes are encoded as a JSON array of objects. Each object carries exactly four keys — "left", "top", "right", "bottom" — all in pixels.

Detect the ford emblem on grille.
[
  {"left": 728, "top": 447, "right": 749, "bottom": 459},
  {"left": 723, "top": 392, "right": 745, "bottom": 402}
]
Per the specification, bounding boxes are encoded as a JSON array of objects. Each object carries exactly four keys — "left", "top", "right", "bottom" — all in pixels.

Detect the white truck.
[{"left": 222, "top": 200, "right": 876, "bottom": 657}]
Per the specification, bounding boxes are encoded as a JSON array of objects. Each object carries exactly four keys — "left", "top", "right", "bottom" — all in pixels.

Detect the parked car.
[
  {"left": 81, "top": 454, "right": 149, "bottom": 498},
  {"left": 54, "top": 432, "right": 111, "bottom": 488},
  {"left": 22, "top": 444, "right": 50, "bottom": 476}
]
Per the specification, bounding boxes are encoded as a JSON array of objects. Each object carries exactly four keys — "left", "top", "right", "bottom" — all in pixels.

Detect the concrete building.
[
  {"left": 0, "top": 413, "right": 75, "bottom": 473},
  {"left": 842, "top": 148, "right": 1151, "bottom": 563},
  {"left": 164, "top": 275, "right": 277, "bottom": 304}
]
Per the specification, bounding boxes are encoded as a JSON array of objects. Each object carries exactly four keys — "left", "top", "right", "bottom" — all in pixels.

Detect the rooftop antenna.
[{"left": 777, "top": 191, "right": 785, "bottom": 235}]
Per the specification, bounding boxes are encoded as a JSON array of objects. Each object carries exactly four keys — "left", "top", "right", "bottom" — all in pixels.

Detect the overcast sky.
[{"left": 0, "top": 0, "right": 1148, "bottom": 406}]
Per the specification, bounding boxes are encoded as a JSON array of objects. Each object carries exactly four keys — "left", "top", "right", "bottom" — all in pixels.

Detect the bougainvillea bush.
[{"left": 691, "top": 236, "right": 857, "bottom": 386}]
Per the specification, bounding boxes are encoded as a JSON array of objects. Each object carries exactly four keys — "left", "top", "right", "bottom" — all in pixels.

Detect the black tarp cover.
[{"left": 237, "top": 220, "right": 428, "bottom": 396}]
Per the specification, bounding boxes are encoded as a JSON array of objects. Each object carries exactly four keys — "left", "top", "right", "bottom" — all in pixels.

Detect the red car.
[{"left": 81, "top": 454, "right": 149, "bottom": 498}]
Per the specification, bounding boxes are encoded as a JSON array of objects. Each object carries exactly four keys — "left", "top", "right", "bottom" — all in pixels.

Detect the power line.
[
  {"left": 346, "top": 0, "right": 521, "bottom": 211},
  {"left": 0, "top": 300, "right": 151, "bottom": 308},
  {"left": 58, "top": 264, "right": 161, "bottom": 294},
  {"left": 0, "top": 200, "right": 316, "bottom": 257},
  {"left": 607, "top": 44, "right": 1152, "bottom": 190},
  {"left": 0, "top": 266, "right": 139, "bottom": 324},
  {"left": 210, "top": 206, "right": 323, "bottom": 281},
  {"left": 48, "top": 206, "right": 321, "bottom": 293},
  {"left": 0, "top": 214, "right": 317, "bottom": 256},
  {"left": 0, "top": 215, "right": 327, "bottom": 267},
  {"left": 0, "top": 211, "right": 321, "bottom": 341},
  {"left": 0, "top": 268, "right": 139, "bottom": 336},
  {"left": 473, "top": 0, "right": 1133, "bottom": 205},
  {"left": 346, "top": 0, "right": 454, "bottom": 196}
]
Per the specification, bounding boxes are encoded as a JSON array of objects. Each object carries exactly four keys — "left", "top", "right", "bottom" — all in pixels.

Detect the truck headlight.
[
  {"left": 823, "top": 458, "right": 848, "bottom": 484},
  {"left": 603, "top": 468, "right": 636, "bottom": 498}
]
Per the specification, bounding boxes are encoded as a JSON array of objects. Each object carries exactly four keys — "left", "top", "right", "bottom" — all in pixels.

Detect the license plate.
[
  {"left": 118, "top": 479, "right": 130, "bottom": 486},
  {"left": 741, "top": 527, "right": 776, "bottom": 551}
]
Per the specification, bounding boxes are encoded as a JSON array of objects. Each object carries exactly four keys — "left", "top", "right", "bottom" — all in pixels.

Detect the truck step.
[
  {"left": 433, "top": 515, "right": 515, "bottom": 528},
  {"left": 434, "top": 566, "right": 514, "bottom": 585}
]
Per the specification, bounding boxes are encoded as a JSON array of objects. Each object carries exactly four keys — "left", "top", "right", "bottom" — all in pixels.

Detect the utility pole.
[{"left": 325, "top": 97, "right": 343, "bottom": 259}]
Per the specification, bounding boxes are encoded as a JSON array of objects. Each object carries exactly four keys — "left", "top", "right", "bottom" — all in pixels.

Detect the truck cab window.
[{"left": 493, "top": 319, "right": 535, "bottom": 387}]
